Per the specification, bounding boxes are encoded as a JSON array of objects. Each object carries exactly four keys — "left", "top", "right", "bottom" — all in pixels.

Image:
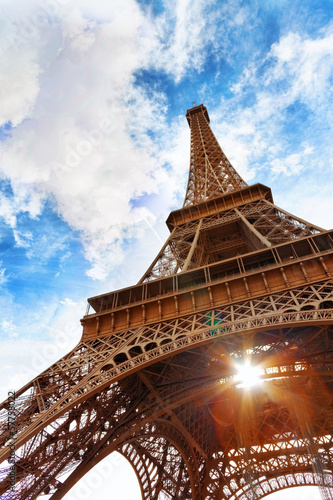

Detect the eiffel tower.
[{"left": 1, "top": 104, "right": 333, "bottom": 500}]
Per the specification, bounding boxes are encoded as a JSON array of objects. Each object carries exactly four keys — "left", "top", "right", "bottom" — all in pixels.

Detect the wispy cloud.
[
  {"left": 0, "top": 291, "right": 85, "bottom": 396},
  {"left": 2, "top": 320, "right": 17, "bottom": 338},
  {"left": 151, "top": 0, "right": 215, "bottom": 82},
  {"left": 208, "top": 19, "right": 333, "bottom": 196},
  {"left": 270, "top": 145, "right": 314, "bottom": 176},
  {"left": 0, "top": 263, "right": 8, "bottom": 285},
  {"left": 13, "top": 229, "right": 33, "bottom": 248}
]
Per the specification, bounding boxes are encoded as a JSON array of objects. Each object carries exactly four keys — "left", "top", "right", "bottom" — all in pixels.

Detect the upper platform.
[
  {"left": 186, "top": 104, "right": 210, "bottom": 126},
  {"left": 167, "top": 183, "right": 273, "bottom": 230}
]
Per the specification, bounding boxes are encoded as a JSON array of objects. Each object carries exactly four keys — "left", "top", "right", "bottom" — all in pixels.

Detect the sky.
[{"left": 0, "top": 0, "right": 332, "bottom": 498}]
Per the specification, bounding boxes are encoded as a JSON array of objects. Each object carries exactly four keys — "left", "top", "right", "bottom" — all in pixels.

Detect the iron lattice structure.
[{"left": 1, "top": 104, "right": 333, "bottom": 499}]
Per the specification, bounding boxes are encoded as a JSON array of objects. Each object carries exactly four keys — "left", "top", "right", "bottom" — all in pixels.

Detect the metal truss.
[
  {"left": 183, "top": 105, "right": 247, "bottom": 207},
  {"left": 1, "top": 282, "right": 333, "bottom": 498},
  {"left": 1, "top": 104, "right": 332, "bottom": 499},
  {"left": 140, "top": 199, "right": 323, "bottom": 282}
]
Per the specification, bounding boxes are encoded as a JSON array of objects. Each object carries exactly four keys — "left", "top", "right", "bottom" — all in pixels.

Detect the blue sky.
[{"left": 0, "top": 0, "right": 332, "bottom": 498}]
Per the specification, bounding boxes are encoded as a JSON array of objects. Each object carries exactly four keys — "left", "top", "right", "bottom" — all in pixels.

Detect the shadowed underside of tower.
[{"left": 1, "top": 104, "right": 333, "bottom": 500}]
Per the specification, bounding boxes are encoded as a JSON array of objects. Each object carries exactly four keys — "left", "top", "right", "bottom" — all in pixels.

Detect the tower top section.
[
  {"left": 183, "top": 103, "right": 248, "bottom": 207},
  {"left": 186, "top": 103, "right": 210, "bottom": 125}
]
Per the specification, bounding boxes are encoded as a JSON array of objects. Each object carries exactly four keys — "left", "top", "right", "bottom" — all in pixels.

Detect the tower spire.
[{"left": 183, "top": 104, "right": 247, "bottom": 207}]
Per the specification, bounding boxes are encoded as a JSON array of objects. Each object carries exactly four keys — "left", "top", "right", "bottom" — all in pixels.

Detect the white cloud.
[
  {"left": 0, "top": 296, "right": 84, "bottom": 402},
  {"left": 213, "top": 21, "right": 333, "bottom": 189},
  {"left": 0, "top": 2, "right": 42, "bottom": 127},
  {"left": 0, "top": 262, "right": 8, "bottom": 285},
  {"left": 59, "top": 297, "right": 77, "bottom": 306},
  {"left": 0, "top": 51, "right": 41, "bottom": 127},
  {"left": 270, "top": 146, "right": 313, "bottom": 176},
  {"left": 2, "top": 320, "right": 17, "bottom": 337},
  {"left": 268, "top": 26, "right": 333, "bottom": 108},
  {"left": 209, "top": 111, "right": 259, "bottom": 182},
  {"left": 0, "top": 0, "right": 266, "bottom": 285},
  {"left": 13, "top": 229, "right": 33, "bottom": 248},
  {"left": 151, "top": 0, "right": 214, "bottom": 82},
  {"left": 23, "top": 233, "right": 67, "bottom": 264},
  {"left": 271, "top": 153, "right": 303, "bottom": 176},
  {"left": 0, "top": 1, "right": 332, "bottom": 286},
  {"left": 0, "top": 196, "right": 17, "bottom": 227},
  {"left": 228, "top": 21, "right": 333, "bottom": 121},
  {"left": 0, "top": 0, "right": 181, "bottom": 280},
  {"left": 277, "top": 186, "right": 333, "bottom": 231}
]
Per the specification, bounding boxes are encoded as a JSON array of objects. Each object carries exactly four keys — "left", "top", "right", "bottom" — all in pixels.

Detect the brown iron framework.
[{"left": 1, "top": 103, "right": 333, "bottom": 499}]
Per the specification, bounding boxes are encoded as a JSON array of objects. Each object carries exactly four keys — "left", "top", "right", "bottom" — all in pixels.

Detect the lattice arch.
[{"left": 233, "top": 472, "right": 333, "bottom": 500}]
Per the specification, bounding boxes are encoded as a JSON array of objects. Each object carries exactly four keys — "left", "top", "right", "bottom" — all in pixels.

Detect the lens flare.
[{"left": 235, "top": 360, "right": 264, "bottom": 388}]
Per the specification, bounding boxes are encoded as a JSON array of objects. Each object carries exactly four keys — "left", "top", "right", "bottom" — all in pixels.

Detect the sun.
[{"left": 234, "top": 359, "right": 264, "bottom": 388}]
